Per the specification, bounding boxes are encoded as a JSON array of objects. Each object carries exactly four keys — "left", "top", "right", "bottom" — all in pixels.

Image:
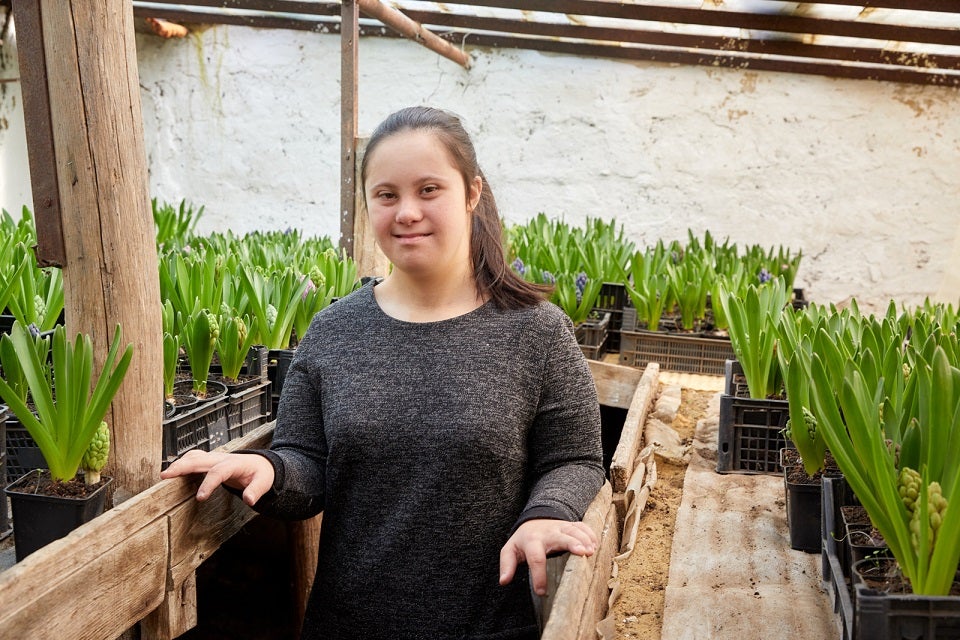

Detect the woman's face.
[{"left": 364, "top": 130, "right": 481, "bottom": 281}]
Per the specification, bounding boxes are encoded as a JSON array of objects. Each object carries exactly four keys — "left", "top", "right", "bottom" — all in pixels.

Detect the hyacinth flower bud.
[{"left": 82, "top": 421, "right": 111, "bottom": 486}]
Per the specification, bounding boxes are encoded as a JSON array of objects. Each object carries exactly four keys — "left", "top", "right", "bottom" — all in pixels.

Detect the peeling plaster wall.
[{"left": 4, "top": 25, "right": 960, "bottom": 310}]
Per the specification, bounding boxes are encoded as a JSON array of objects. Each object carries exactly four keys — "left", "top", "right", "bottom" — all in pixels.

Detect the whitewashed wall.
[{"left": 2, "top": 24, "right": 959, "bottom": 311}]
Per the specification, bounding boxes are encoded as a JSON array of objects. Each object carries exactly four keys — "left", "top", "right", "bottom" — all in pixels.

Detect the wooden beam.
[
  {"left": 34, "top": 0, "right": 163, "bottom": 499},
  {"left": 402, "top": 10, "right": 960, "bottom": 72},
  {"left": 339, "top": 0, "right": 358, "bottom": 257},
  {"left": 10, "top": 0, "right": 65, "bottom": 266},
  {"left": 356, "top": 0, "right": 470, "bottom": 69},
  {"left": 588, "top": 360, "right": 642, "bottom": 410},
  {"left": 609, "top": 363, "right": 659, "bottom": 494}
]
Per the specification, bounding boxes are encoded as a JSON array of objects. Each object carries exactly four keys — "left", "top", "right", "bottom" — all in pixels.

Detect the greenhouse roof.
[{"left": 127, "top": 1, "right": 960, "bottom": 86}]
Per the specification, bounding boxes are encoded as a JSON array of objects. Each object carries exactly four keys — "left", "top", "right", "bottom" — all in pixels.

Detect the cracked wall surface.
[{"left": 3, "top": 25, "right": 959, "bottom": 310}]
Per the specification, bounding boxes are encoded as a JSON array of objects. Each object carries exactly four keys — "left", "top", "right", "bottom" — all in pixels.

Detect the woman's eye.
[
  {"left": 377, "top": 191, "right": 395, "bottom": 200},
  {"left": 422, "top": 185, "right": 438, "bottom": 195}
]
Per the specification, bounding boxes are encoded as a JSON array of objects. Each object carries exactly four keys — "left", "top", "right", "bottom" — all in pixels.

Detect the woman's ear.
[{"left": 468, "top": 176, "right": 483, "bottom": 213}]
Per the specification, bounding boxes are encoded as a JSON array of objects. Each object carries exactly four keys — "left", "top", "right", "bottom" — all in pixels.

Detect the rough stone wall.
[{"left": 2, "top": 25, "right": 959, "bottom": 310}]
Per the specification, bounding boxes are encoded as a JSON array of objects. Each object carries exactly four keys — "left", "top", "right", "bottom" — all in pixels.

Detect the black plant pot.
[
  {"left": 4, "top": 470, "right": 113, "bottom": 561},
  {"left": 784, "top": 466, "right": 822, "bottom": 553}
]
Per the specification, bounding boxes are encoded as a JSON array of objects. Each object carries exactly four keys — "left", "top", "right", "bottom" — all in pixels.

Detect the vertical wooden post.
[
  {"left": 23, "top": 0, "right": 162, "bottom": 500},
  {"left": 10, "top": 0, "right": 66, "bottom": 266},
  {"left": 339, "top": 0, "right": 359, "bottom": 258},
  {"left": 352, "top": 138, "right": 390, "bottom": 278}
]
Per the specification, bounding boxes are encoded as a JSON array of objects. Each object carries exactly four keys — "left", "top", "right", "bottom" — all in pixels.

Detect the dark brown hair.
[{"left": 360, "top": 106, "right": 551, "bottom": 310}]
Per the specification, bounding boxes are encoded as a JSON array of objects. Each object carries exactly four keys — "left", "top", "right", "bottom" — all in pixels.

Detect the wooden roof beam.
[{"left": 356, "top": 0, "right": 470, "bottom": 69}]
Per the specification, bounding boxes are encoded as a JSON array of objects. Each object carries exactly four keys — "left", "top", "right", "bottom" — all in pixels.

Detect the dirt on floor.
[{"left": 610, "top": 386, "right": 714, "bottom": 640}]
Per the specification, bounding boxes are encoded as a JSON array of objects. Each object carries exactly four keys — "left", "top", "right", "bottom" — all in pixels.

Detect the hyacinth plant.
[
  {"left": 215, "top": 314, "right": 259, "bottom": 383},
  {"left": 180, "top": 309, "right": 219, "bottom": 398},
  {"left": 625, "top": 246, "right": 673, "bottom": 332},
  {"left": 241, "top": 266, "right": 312, "bottom": 350},
  {"left": 0, "top": 322, "right": 132, "bottom": 485},
  {"left": 153, "top": 198, "right": 204, "bottom": 249},
  {"left": 161, "top": 299, "right": 180, "bottom": 401},
  {"left": 551, "top": 271, "right": 603, "bottom": 326},
  {"left": 666, "top": 253, "right": 712, "bottom": 331},
  {"left": 293, "top": 250, "right": 360, "bottom": 344},
  {"left": 5, "top": 250, "right": 65, "bottom": 332},
  {"left": 809, "top": 330, "right": 960, "bottom": 596},
  {"left": 718, "top": 276, "right": 789, "bottom": 399}
]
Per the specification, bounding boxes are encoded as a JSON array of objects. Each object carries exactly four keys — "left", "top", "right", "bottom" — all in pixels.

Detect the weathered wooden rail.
[{"left": 0, "top": 361, "right": 659, "bottom": 639}]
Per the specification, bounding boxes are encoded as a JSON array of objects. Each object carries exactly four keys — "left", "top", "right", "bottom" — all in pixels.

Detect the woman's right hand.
[{"left": 160, "top": 450, "right": 275, "bottom": 507}]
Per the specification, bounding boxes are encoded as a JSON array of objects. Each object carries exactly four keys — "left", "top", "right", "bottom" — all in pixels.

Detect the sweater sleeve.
[
  {"left": 514, "top": 313, "right": 604, "bottom": 530},
  {"left": 246, "top": 330, "right": 328, "bottom": 520}
]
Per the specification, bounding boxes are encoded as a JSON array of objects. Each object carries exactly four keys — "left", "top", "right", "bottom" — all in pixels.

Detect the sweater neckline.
[{"left": 363, "top": 279, "right": 495, "bottom": 327}]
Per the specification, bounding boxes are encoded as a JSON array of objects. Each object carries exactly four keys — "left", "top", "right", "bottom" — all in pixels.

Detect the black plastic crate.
[
  {"left": 723, "top": 359, "right": 751, "bottom": 399},
  {"left": 210, "top": 345, "right": 270, "bottom": 383},
  {"left": 268, "top": 349, "right": 296, "bottom": 420},
  {"left": 227, "top": 380, "right": 272, "bottom": 441},
  {"left": 716, "top": 393, "right": 789, "bottom": 474},
  {"left": 161, "top": 397, "right": 229, "bottom": 469},
  {"left": 5, "top": 419, "right": 47, "bottom": 484},
  {"left": 620, "top": 329, "right": 734, "bottom": 375},
  {"left": 853, "top": 559, "right": 960, "bottom": 640},
  {"left": 578, "top": 335, "right": 608, "bottom": 361},
  {"left": 595, "top": 282, "right": 628, "bottom": 314},
  {"left": 822, "top": 476, "right": 855, "bottom": 640},
  {"left": 576, "top": 312, "right": 610, "bottom": 346}
]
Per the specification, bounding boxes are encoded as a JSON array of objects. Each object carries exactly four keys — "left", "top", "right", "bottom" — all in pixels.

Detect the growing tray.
[
  {"left": 227, "top": 380, "right": 272, "bottom": 441},
  {"left": 853, "top": 559, "right": 960, "bottom": 640},
  {"left": 619, "top": 329, "right": 734, "bottom": 375},
  {"left": 822, "top": 476, "right": 855, "bottom": 640},
  {"left": 161, "top": 396, "right": 229, "bottom": 469},
  {"left": 715, "top": 393, "right": 789, "bottom": 474},
  {"left": 4, "top": 419, "right": 47, "bottom": 484}
]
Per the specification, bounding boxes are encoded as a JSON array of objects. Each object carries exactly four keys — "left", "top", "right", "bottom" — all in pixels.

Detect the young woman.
[{"left": 161, "top": 106, "right": 604, "bottom": 639}]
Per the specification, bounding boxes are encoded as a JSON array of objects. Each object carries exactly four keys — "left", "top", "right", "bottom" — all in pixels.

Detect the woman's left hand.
[{"left": 498, "top": 518, "right": 598, "bottom": 596}]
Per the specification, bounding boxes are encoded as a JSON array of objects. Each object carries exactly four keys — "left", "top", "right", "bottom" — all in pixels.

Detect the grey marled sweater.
[{"left": 253, "top": 281, "right": 604, "bottom": 640}]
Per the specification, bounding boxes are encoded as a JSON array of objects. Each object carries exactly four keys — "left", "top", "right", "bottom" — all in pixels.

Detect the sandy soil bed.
[{"left": 610, "top": 387, "right": 714, "bottom": 640}]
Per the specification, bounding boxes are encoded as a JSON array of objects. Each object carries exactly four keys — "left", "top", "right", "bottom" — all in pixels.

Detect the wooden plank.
[
  {"left": 576, "top": 504, "right": 618, "bottom": 640},
  {"left": 540, "top": 481, "right": 612, "bottom": 640},
  {"left": 167, "top": 486, "right": 260, "bottom": 588},
  {"left": 140, "top": 572, "right": 198, "bottom": 640},
  {"left": 289, "top": 514, "right": 323, "bottom": 636},
  {"left": 357, "top": 0, "right": 470, "bottom": 68},
  {"left": 0, "top": 520, "right": 168, "bottom": 639},
  {"left": 588, "top": 360, "right": 641, "bottom": 410},
  {"left": 339, "top": 0, "right": 359, "bottom": 257},
  {"left": 609, "top": 363, "right": 659, "bottom": 493}
]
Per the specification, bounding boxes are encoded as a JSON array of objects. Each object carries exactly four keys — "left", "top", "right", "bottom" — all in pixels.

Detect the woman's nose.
[{"left": 395, "top": 199, "right": 422, "bottom": 224}]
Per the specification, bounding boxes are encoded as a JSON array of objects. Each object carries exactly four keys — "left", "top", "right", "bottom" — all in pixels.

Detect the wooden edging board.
[
  {"left": 540, "top": 481, "right": 617, "bottom": 640},
  {"left": 608, "top": 362, "right": 660, "bottom": 494}
]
